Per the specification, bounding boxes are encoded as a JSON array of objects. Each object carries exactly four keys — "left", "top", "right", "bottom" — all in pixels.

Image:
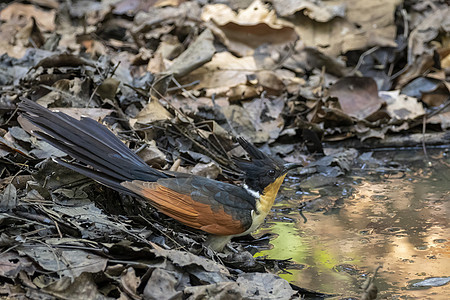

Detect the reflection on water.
[{"left": 255, "top": 150, "right": 450, "bottom": 299}]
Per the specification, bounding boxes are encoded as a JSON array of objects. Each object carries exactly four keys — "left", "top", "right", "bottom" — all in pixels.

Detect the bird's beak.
[{"left": 283, "top": 162, "right": 303, "bottom": 173}]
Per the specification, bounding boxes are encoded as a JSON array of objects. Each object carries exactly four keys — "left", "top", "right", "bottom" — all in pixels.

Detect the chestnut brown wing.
[{"left": 121, "top": 176, "right": 256, "bottom": 236}]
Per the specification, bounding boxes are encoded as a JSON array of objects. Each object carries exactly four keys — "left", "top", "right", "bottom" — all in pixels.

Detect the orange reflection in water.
[{"left": 256, "top": 162, "right": 450, "bottom": 299}]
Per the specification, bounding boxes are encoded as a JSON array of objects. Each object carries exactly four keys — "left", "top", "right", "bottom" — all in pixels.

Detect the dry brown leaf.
[
  {"left": 0, "top": 3, "right": 53, "bottom": 58},
  {"left": 428, "top": 111, "right": 450, "bottom": 130},
  {"left": 16, "top": 17, "right": 45, "bottom": 48},
  {"left": 395, "top": 53, "right": 435, "bottom": 89},
  {"left": 120, "top": 267, "right": 140, "bottom": 297},
  {"left": 256, "top": 70, "right": 285, "bottom": 93},
  {"left": 273, "top": 0, "right": 346, "bottom": 22},
  {"left": 147, "top": 52, "right": 167, "bottom": 73},
  {"left": 97, "top": 78, "right": 120, "bottom": 100},
  {"left": 222, "top": 97, "right": 285, "bottom": 143},
  {"left": 408, "top": 7, "right": 450, "bottom": 63},
  {"left": 225, "top": 85, "right": 260, "bottom": 101},
  {"left": 167, "top": 29, "right": 216, "bottom": 77},
  {"left": 191, "top": 162, "right": 222, "bottom": 179},
  {"left": 131, "top": 98, "right": 173, "bottom": 126},
  {"left": 53, "top": 108, "right": 115, "bottom": 122},
  {"left": 396, "top": 7, "right": 450, "bottom": 88},
  {"left": 144, "top": 268, "right": 182, "bottom": 300},
  {"left": 137, "top": 140, "right": 166, "bottom": 167},
  {"left": 155, "top": 35, "right": 184, "bottom": 60},
  {"left": 81, "top": 39, "right": 108, "bottom": 58},
  {"left": 329, "top": 77, "right": 385, "bottom": 120},
  {"left": 290, "top": 0, "right": 401, "bottom": 56},
  {"left": 222, "top": 105, "right": 268, "bottom": 143},
  {"left": 202, "top": 0, "right": 297, "bottom": 56},
  {"left": 40, "top": 273, "right": 105, "bottom": 299},
  {"left": 18, "top": 245, "right": 107, "bottom": 280},
  {"left": 0, "top": 184, "right": 17, "bottom": 212},
  {"left": 132, "top": 2, "right": 201, "bottom": 35},
  {"left": 242, "top": 97, "right": 285, "bottom": 141},
  {"left": 442, "top": 52, "right": 450, "bottom": 68},
  {"left": 203, "top": 1, "right": 280, "bottom": 27},
  {"left": 0, "top": 3, "right": 55, "bottom": 31},
  {"left": 181, "top": 52, "right": 256, "bottom": 90},
  {"left": 379, "top": 91, "right": 425, "bottom": 121},
  {"left": 30, "top": 0, "right": 59, "bottom": 9}
]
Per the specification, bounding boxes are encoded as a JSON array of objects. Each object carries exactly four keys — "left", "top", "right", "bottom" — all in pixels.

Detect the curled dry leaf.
[
  {"left": 0, "top": 3, "right": 55, "bottom": 58},
  {"left": 120, "top": 267, "right": 141, "bottom": 298},
  {"left": 202, "top": 0, "right": 297, "bottom": 56},
  {"left": 0, "top": 3, "right": 56, "bottom": 31},
  {"left": 396, "top": 6, "right": 450, "bottom": 88},
  {"left": 137, "top": 140, "right": 167, "bottom": 167},
  {"left": 290, "top": 0, "right": 401, "bottom": 56}
]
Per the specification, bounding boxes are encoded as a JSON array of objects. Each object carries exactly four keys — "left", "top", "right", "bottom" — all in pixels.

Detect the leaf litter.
[{"left": 0, "top": 0, "right": 449, "bottom": 298}]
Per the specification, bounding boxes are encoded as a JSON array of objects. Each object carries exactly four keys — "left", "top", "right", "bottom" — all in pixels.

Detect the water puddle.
[{"left": 255, "top": 149, "right": 450, "bottom": 299}]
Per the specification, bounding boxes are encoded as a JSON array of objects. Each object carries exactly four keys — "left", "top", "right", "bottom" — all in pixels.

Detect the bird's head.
[{"left": 233, "top": 137, "right": 302, "bottom": 196}]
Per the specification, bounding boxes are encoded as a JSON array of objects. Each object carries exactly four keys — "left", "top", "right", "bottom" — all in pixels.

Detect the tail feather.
[
  {"left": 19, "top": 99, "right": 168, "bottom": 188},
  {"left": 55, "top": 158, "right": 138, "bottom": 196}
]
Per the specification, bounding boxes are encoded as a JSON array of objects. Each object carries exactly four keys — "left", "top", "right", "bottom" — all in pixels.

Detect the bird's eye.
[{"left": 268, "top": 169, "right": 276, "bottom": 177}]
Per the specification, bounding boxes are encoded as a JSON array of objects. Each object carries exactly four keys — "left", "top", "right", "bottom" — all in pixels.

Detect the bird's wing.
[{"left": 121, "top": 176, "right": 255, "bottom": 236}]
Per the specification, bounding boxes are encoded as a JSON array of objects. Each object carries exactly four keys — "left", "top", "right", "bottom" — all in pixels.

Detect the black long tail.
[{"left": 19, "top": 99, "right": 168, "bottom": 194}]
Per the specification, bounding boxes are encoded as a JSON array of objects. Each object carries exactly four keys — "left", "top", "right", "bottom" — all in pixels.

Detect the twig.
[
  {"left": 410, "top": 97, "right": 450, "bottom": 128},
  {"left": 2, "top": 104, "right": 20, "bottom": 126},
  {"left": 422, "top": 115, "right": 430, "bottom": 165},
  {"left": 167, "top": 80, "right": 200, "bottom": 92},
  {"left": 350, "top": 46, "right": 380, "bottom": 75},
  {"left": 138, "top": 214, "right": 186, "bottom": 251}
]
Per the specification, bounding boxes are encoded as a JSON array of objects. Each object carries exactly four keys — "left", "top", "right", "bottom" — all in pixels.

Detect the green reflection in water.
[{"left": 255, "top": 150, "right": 450, "bottom": 298}]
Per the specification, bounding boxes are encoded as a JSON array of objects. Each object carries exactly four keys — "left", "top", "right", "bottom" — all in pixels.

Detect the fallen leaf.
[
  {"left": 0, "top": 184, "right": 17, "bottom": 212},
  {"left": 273, "top": 0, "right": 346, "bottom": 22},
  {"left": 202, "top": 0, "right": 297, "bottom": 56},
  {"left": 168, "top": 29, "right": 216, "bottom": 78},
  {"left": 380, "top": 90, "right": 425, "bottom": 121},
  {"left": 120, "top": 267, "right": 141, "bottom": 298},
  {"left": 0, "top": 251, "right": 36, "bottom": 279},
  {"left": 329, "top": 77, "right": 385, "bottom": 120},
  {"left": 184, "top": 282, "right": 245, "bottom": 299},
  {"left": 131, "top": 98, "right": 173, "bottom": 126},
  {"left": 190, "top": 162, "right": 222, "bottom": 179},
  {"left": 96, "top": 78, "right": 120, "bottom": 100},
  {"left": 18, "top": 245, "right": 107, "bottom": 280},
  {"left": 236, "top": 273, "right": 297, "bottom": 299},
  {"left": 181, "top": 52, "right": 256, "bottom": 90},
  {"left": 137, "top": 140, "right": 167, "bottom": 167},
  {"left": 290, "top": 0, "right": 401, "bottom": 56},
  {"left": 40, "top": 273, "right": 107, "bottom": 299},
  {"left": 143, "top": 268, "right": 182, "bottom": 300},
  {"left": 428, "top": 111, "right": 450, "bottom": 130},
  {"left": 0, "top": 3, "right": 56, "bottom": 31}
]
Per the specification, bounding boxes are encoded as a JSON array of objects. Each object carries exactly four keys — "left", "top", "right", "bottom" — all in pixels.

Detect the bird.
[{"left": 19, "top": 99, "right": 302, "bottom": 251}]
